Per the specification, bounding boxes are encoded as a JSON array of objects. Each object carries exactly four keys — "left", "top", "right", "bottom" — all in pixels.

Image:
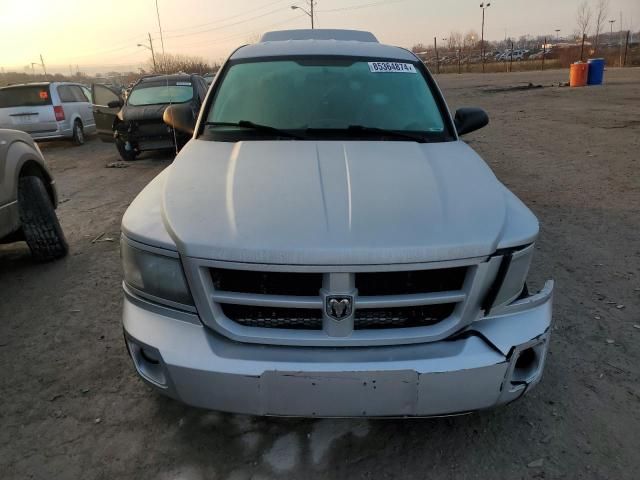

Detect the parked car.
[
  {"left": 0, "top": 129, "right": 67, "bottom": 260},
  {"left": 529, "top": 49, "right": 553, "bottom": 60},
  {"left": 511, "top": 50, "right": 527, "bottom": 61},
  {"left": 0, "top": 82, "right": 96, "bottom": 145},
  {"left": 121, "top": 29, "right": 554, "bottom": 417},
  {"left": 91, "top": 74, "right": 208, "bottom": 161}
]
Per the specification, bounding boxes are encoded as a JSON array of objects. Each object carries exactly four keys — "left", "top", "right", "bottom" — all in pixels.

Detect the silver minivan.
[{"left": 0, "top": 82, "right": 96, "bottom": 145}]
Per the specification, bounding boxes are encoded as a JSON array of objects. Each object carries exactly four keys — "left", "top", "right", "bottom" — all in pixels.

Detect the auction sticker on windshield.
[{"left": 368, "top": 62, "right": 416, "bottom": 73}]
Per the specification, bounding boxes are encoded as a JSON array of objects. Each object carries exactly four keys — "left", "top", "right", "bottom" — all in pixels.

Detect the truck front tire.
[
  {"left": 116, "top": 138, "right": 137, "bottom": 161},
  {"left": 18, "top": 176, "right": 68, "bottom": 261}
]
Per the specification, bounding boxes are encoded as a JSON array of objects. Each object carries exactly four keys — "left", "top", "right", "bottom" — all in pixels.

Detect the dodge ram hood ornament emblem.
[{"left": 326, "top": 296, "right": 353, "bottom": 321}]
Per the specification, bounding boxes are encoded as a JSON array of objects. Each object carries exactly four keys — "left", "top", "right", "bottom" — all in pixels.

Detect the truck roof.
[{"left": 231, "top": 29, "right": 416, "bottom": 62}]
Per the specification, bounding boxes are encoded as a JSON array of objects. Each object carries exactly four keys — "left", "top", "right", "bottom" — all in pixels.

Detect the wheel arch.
[{"left": 69, "top": 112, "right": 83, "bottom": 129}]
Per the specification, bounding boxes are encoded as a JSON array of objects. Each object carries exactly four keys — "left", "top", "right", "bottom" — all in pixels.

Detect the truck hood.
[{"left": 161, "top": 139, "right": 531, "bottom": 265}]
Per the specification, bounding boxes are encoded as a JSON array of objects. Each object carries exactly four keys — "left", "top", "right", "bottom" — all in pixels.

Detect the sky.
[{"left": 1, "top": 0, "right": 638, "bottom": 74}]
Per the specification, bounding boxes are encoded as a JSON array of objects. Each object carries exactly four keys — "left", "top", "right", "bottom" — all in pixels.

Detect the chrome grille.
[
  {"left": 208, "top": 268, "right": 469, "bottom": 334},
  {"left": 184, "top": 257, "right": 498, "bottom": 347}
]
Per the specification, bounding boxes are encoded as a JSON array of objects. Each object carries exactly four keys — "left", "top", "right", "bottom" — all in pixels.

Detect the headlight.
[
  {"left": 121, "top": 238, "right": 194, "bottom": 308},
  {"left": 485, "top": 243, "right": 535, "bottom": 311}
]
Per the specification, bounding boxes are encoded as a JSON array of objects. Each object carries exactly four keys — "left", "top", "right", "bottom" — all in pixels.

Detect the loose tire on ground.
[
  {"left": 18, "top": 176, "right": 68, "bottom": 261},
  {"left": 72, "top": 119, "right": 85, "bottom": 146},
  {"left": 116, "top": 138, "right": 137, "bottom": 161}
]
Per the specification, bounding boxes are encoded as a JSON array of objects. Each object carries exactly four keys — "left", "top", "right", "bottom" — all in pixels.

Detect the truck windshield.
[
  {"left": 204, "top": 57, "right": 449, "bottom": 141},
  {"left": 128, "top": 81, "right": 193, "bottom": 106}
]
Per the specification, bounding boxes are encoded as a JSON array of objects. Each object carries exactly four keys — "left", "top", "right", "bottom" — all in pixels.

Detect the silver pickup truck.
[{"left": 120, "top": 29, "right": 554, "bottom": 417}]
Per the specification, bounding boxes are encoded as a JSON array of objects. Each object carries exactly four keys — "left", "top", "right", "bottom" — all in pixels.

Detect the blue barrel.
[{"left": 587, "top": 58, "right": 605, "bottom": 85}]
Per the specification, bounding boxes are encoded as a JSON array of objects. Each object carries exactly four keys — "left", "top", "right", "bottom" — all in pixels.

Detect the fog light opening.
[
  {"left": 515, "top": 347, "right": 536, "bottom": 371},
  {"left": 127, "top": 340, "right": 168, "bottom": 388},
  {"left": 511, "top": 346, "right": 541, "bottom": 384},
  {"left": 140, "top": 348, "right": 160, "bottom": 365}
]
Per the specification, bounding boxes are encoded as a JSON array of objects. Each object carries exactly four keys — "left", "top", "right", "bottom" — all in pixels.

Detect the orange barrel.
[{"left": 570, "top": 62, "right": 588, "bottom": 87}]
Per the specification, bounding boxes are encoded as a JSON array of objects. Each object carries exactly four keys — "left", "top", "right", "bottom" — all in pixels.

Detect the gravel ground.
[{"left": 1, "top": 67, "right": 639, "bottom": 480}]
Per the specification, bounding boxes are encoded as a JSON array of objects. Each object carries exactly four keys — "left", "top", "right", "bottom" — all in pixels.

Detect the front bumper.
[{"left": 123, "top": 281, "right": 554, "bottom": 417}]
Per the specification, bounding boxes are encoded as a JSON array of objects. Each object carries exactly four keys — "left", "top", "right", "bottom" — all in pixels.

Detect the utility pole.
[
  {"left": 138, "top": 33, "right": 158, "bottom": 72},
  {"left": 149, "top": 33, "right": 157, "bottom": 71},
  {"left": 40, "top": 54, "right": 47, "bottom": 76},
  {"left": 619, "top": 11, "right": 623, "bottom": 67},
  {"left": 291, "top": 2, "right": 315, "bottom": 29},
  {"left": 542, "top": 37, "right": 547, "bottom": 71},
  {"left": 155, "top": 0, "right": 165, "bottom": 54},
  {"left": 480, "top": 3, "right": 491, "bottom": 73},
  {"left": 623, "top": 30, "right": 630, "bottom": 66},
  {"left": 609, "top": 19, "right": 615, "bottom": 43},
  {"left": 509, "top": 41, "right": 514, "bottom": 72}
]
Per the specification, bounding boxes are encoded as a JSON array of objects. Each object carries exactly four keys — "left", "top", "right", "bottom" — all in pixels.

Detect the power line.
[
  {"left": 172, "top": 13, "right": 307, "bottom": 50},
  {"left": 160, "top": 0, "right": 291, "bottom": 33},
  {"left": 319, "top": 0, "right": 409, "bottom": 13},
  {"left": 160, "top": 6, "right": 292, "bottom": 40}
]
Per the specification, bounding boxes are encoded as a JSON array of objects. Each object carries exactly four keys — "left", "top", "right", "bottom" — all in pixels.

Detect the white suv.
[
  {"left": 0, "top": 82, "right": 96, "bottom": 145},
  {"left": 121, "top": 29, "right": 554, "bottom": 417}
]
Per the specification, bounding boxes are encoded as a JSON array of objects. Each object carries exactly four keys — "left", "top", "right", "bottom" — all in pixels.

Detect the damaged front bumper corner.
[{"left": 123, "top": 280, "right": 554, "bottom": 417}]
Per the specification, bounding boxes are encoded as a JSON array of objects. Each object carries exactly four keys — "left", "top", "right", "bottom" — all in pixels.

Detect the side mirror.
[
  {"left": 454, "top": 108, "right": 489, "bottom": 136},
  {"left": 163, "top": 104, "right": 195, "bottom": 135},
  {"left": 107, "top": 100, "right": 123, "bottom": 109}
]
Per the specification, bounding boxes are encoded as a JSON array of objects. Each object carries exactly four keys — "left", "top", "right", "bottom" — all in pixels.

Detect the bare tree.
[
  {"left": 593, "top": 0, "right": 609, "bottom": 52},
  {"left": 576, "top": 1, "right": 592, "bottom": 40},
  {"left": 463, "top": 30, "right": 479, "bottom": 48},
  {"left": 411, "top": 43, "right": 428, "bottom": 54},
  {"left": 150, "top": 53, "right": 212, "bottom": 74},
  {"left": 447, "top": 31, "right": 463, "bottom": 50}
]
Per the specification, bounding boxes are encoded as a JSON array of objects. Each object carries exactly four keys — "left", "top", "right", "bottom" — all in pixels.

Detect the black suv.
[{"left": 92, "top": 74, "right": 207, "bottom": 161}]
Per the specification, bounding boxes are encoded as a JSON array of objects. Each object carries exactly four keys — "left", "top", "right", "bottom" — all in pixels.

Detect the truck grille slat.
[{"left": 221, "top": 305, "right": 323, "bottom": 330}]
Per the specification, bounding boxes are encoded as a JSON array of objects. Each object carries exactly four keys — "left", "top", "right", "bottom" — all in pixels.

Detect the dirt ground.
[{"left": 1, "top": 68, "right": 639, "bottom": 480}]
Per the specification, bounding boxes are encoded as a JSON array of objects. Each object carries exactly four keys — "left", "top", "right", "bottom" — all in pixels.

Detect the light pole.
[
  {"left": 609, "top": 19, "right": 616, "bottom": 43},
  {"left": 555, "top": 29, "right": 560, "bottom": 42},
  {"left": 480, "top": 2, "right": 491, "bottom": 73},
  {"left": 137, "top": 33, "right": 157, "bottom": 72},
  {"left": 291, "top": 2, "right": 315, "bottom": 29}
]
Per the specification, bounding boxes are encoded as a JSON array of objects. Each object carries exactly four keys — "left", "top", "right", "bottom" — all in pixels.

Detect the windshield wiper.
[
  {"left": 205, "top": 120, "right": 305, "bottom": 140},
  {"left": 303, "top": 125, "right": 427, "bottom": 143},
  {"left": 345, "top": 125, "right": 428, "bottom": 143}
]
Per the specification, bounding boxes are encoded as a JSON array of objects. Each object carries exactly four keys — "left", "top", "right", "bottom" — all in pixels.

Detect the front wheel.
[
  {"left": 72, "top": 119, "right": 85, "bottom": 145},
  {"left": 18, "top": 176, "right": 68, "bottom": 261},
  {"left": 116, "top": 138, "right": 137, "bottom": 161}
]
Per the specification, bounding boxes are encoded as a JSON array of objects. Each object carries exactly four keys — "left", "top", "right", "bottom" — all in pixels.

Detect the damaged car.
[
  {"left": 121, "top": 29, "right": 554, "bottom": 417},
  {"left": 92, "top": 74, "right": 207, "bottom": 161}
]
